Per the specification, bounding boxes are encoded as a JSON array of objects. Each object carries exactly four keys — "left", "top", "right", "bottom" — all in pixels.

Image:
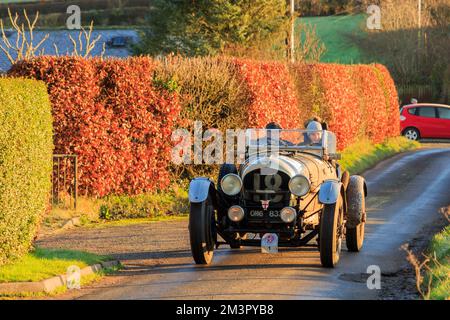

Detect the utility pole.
[
  {"left": 418, "top": 0, "right": 422, "bottom": 30},
  {"left": 290, "top": 0, "right": 295, "bottom": 63},
  {"left": 417, "top": 0, "right": 422, "bottom": 51}
]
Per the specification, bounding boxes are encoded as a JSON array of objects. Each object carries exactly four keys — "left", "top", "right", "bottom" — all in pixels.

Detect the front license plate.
[
  {"left": 249, "top": 210, "right": 264, "bottom": 218},
  {"left": 249, "top": 210, "right": 280, "bottom": 218},
  {"left": 261, "top": 233, "right": 278, "bottom": 253}
]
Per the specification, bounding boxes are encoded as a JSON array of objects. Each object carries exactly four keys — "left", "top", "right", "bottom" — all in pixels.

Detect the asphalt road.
[{"left": 40, "top": 145, "right": 450, "bottom": 300}]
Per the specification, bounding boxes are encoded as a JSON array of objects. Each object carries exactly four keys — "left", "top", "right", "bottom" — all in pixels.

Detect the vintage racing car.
[{"left": 188, "top": 128, "right": 367, "bottom": 267}]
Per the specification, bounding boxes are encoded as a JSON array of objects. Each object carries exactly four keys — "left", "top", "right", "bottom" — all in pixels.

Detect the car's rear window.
[
  {"left": 437, "top": 107, "right": 450, "bottom": 120},
  {"left": 417, "top": 107, "right": 436, "bottom": 118},
  {"left": 407, "top": 107, "right": 416, "bottom": 115}
]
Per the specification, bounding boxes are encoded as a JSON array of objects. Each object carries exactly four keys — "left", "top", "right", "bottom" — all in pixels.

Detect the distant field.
[
  {"left": 0, "top": 0, "right": 38, "bottom": 3},
  {"left": 0, "top": 0, "right": 151, "bottom": 28},
  {"left": 299, "top": 14, "right": 367, "bottom": 64}
]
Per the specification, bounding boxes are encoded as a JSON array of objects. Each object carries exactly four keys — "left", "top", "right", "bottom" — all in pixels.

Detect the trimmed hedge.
[
  {"left": 98, "top": 57, "right": 181, "bottom": 195},
  {"left": 373, "top": 64, "right": 401, "bottom": 137},
  {"left": 231, "top": 58, "right": 301, "bottom": 129},
  {"left": 0, "top": 78, "right": 53, "bottom": 266},
  {"left": 9, "top": 57, "right": 181, "bottom": 197},
  {"left": 9, "top": 56, "right": 400, "bottom": 196},
  {"left": 291, "top": 63, "right": 400, "bottom": 150}
]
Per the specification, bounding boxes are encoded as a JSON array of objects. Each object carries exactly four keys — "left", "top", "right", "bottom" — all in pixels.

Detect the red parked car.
[{"left": 400, "top": 103, "right": 450, "bottom": 140}]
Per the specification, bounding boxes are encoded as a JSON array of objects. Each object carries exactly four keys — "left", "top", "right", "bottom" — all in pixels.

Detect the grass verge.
[
  {"left": 41, "top": 183, "right": 189, "bottom": 234},
  {"left": 98, "top": 183, "right": 189, "bottom": 221},
  {"left": 84, "top": 214, "right": 189, "bottom": 229},
  {"left": 0, "top": 266, "right": 120, "bottom": 299},
  {"left": 0, "top": 247, "right": 110, "bottom": 283},
  {"left": 427, "top": 224, "right": 450, "bottom": 300},
  {"left": 339, "top": 136, "right": 420, "bottom": 175}
]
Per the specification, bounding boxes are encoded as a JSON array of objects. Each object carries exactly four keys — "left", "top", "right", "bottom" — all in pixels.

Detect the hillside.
[{"left": 299, "top": 14, "right": 366, "bottom": 64}]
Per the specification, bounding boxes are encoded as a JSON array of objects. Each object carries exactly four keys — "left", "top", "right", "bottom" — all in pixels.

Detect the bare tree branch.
[{"left": 0, "top": 8, "right": 49, "bottom": 63}]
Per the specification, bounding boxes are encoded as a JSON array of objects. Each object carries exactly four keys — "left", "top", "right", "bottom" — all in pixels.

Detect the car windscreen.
[{"left": 246, "top": 129, "right": 324, "bottom": 148}]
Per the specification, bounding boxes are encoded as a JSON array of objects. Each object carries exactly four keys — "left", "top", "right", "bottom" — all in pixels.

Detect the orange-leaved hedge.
[
  {"left": 230, "top": 58, "right": 302, "bottom": 129},
  {"left": 291, "top": 63, "right": 400, "bottom": 150},
  {"left": 9, "top": 56, "right": 400, "bottom": 196},
  {"left": 9, "top": 56, "right": 181, "bottom": 197}
]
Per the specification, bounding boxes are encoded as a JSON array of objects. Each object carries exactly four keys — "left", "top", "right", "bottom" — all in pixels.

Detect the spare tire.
[
  {"left": 346, "top": 175, "right": 366, "bottom": 228},
  {"left": 345, "top": 175, "right": 366, "bottom": 252}
]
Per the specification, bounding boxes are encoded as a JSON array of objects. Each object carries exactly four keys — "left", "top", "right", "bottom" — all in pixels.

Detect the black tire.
[
  {"left": 319, "top": 195, "right": 344, "bottom": 268},
  {"left": 346, "top": 223, "right": 365, "bottom": 252},
  {"left": 345, "top": 176, "right": 366, "bottom": 252},
  {"left": 403, "top": 127, "right": 420, "bottom": 141},
  {"left": 189, "top": 195, "right": 216, "bottom": 265}
]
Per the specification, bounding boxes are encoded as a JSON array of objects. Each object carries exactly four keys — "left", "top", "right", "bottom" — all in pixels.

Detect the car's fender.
[
  {"left": 188, "top": 177, "right": 217, "bottom": 204},
  {"left": 318, "top": 179, "right": 343, "bottom": 204}
]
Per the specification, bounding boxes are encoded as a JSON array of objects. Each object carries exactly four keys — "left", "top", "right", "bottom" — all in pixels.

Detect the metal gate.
[{"left": 52, "top": 154, "right": 78, "bottom": 210}]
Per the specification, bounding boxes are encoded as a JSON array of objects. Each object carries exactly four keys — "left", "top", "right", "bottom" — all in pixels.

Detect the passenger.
[
  {"left": 305, "top": 121, "right": 323, "bottom": 145},
  {"left": 304, "top": 116, "right": 328, "bottom": 130}
]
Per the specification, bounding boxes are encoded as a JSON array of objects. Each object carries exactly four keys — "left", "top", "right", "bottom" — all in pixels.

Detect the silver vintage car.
[{"left": 188, "top": 128, "right": 367, "bottom": 267}]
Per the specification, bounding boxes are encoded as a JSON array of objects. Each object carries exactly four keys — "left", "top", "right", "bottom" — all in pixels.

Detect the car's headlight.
[
  {"left": 228, "top": 205, "right": 245, "bottom": 222},
  {"left": 280, "top": 207, "right": 297, "bottom": 223},
  {"left": 221, "top": 173, "right": 242, "bottom": 196},
  {"left": 289, "top": 175, "right": 310, "bottom": 196}
]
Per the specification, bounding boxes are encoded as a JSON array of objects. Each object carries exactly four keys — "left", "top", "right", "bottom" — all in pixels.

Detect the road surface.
[{"left": 39, "top": 145, "right": 450, "bottom": 300}]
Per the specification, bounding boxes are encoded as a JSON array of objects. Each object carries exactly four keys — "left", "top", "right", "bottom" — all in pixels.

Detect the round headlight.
[
  {"left": 221, "top": 173, "right": 242, "bottom": 196},
  {"left": 280, "top": 207, "right": 297, "bottom": 223},
  {"left": 228, "top": 205, "right": 245, "bottom": 222},
  {"left": 289, "top": 175, "right": 310, "bottom": 196}
]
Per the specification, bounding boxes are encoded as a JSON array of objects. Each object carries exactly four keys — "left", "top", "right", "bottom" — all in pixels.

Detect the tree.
[{"left": 134, "top": 0, "right": 289, "bottom": 56}]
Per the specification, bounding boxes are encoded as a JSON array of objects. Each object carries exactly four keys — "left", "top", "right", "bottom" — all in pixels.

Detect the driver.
[
  {"left": 305, "top": 121, "right": 322, "bottom": 145},
  {"left": 264, "top": 122, "right": 292, "bottom": 147}
]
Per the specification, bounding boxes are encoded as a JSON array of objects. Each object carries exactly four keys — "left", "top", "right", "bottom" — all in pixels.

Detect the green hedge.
[{"left": 0, "top": 78, "right": 53, "bottom": 266}]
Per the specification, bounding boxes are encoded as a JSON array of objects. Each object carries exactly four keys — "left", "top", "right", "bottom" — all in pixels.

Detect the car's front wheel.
[
  {"left": 403, "top": 127, "right": 420, "bottom": 141},
  {"left": 189, "top": 195, "right": 217, "bottom": 265},
  {"left": 319, "top": 195, "right": 344, "bottom": 268}
]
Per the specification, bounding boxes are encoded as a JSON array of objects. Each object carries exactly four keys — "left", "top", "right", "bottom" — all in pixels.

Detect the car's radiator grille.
[{"left": 242, "top": 169, "right": 291, "bottom": 207}]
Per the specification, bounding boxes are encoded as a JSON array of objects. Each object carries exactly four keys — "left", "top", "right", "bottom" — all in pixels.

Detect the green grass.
[
  {"left": 0, "top": 265, "right": 120, "bottom": 299},
  {"left": 427, "top": 225, "right": 450, "bottom": 300},
  {"left": 0, "top": 0, "right": 38, "bottom": 3},
  {"left": 86, "top": 214, "right": 189, "bottom": 229},
  {"left": 99, "top": 183, "right": 189, "bottom": 221},
  {"left": 340, "top": 136, "right": 420, "bottom": 175},
  {"left": 299, "top": 14, "right": 366, "bottom": 64},
  {"left": 0, "top": 248, "right": 110, "bottom": 283}
]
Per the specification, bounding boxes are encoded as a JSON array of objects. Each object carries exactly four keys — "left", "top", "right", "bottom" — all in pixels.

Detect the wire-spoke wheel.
[{"left": 189, "top": 195, "right": 217, "bottom": 265}]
